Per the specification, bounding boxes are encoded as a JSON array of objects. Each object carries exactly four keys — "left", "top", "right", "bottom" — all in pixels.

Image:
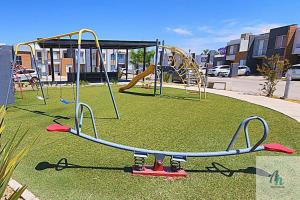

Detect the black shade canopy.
[{"left": 37, "top": 39, "right": 159, "bottom": 49}]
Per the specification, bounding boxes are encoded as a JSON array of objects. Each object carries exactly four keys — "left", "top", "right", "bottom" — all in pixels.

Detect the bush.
[
  {"left": 163, "top": 72, "right": 172, "bottom": 83},
  {"left": 257, "top": 54, "right": 290, "bottom": 97},
  {"left": 0, "top": 106, "right": 37, "bottom": 200}
]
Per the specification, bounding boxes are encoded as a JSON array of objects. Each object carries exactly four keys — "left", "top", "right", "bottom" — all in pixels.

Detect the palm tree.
[{"left": 201, "top": 49, "right": 210, "bottom": 55}]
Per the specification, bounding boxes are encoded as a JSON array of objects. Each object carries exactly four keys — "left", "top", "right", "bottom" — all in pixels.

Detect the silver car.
[{"left": 286, "top": 64, "right": 300, "bottom": 80}]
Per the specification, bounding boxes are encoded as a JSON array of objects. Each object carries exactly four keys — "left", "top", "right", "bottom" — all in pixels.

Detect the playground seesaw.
[
  {"left": 13, "top": 28, "right": 294, "bottom": 177},
  {"left": 47, "top": 115, "right": 295, "bottom": 177}
]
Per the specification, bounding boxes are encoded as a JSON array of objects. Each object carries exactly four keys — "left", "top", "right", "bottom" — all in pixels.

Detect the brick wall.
[
  {"left": 61, "top": 58, "right": 73, "bottom": 76},
  {"left": 234, "top": 51, "right": 247, "bottom": 64},
  {"left": 285, "top": 25, "right": 298, "bottom": 65},
  {"left": 18, "top": 51, "right": 32, "bottom": 69}
]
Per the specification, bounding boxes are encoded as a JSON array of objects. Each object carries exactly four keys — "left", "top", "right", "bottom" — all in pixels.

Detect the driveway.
[{"left": 207, "top": 76, "right": 300, "bottom": 100}]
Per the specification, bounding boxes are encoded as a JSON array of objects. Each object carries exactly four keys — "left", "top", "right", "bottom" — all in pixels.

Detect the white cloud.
[
  {"left": 165, "top": 22, "right": 284, "bottom": 53},
  {"left": 241, "top": 23, "right": 283, "bottom": 34},
  {"left": 166, "top": 27, "right": 192, "bottom": 36},
  {"left": 197, "top": 26, "right": 214, "bottom": 33},
  {"left": 221, "top": 19, "right": 239, "bottom": 27}
]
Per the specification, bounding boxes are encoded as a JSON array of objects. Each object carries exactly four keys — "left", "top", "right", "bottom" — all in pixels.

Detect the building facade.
[{"left": 266, "top": 24, "right": 298, "bottom": 64}]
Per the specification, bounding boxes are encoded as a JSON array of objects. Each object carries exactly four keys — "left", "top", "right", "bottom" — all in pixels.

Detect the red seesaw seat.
[
  {"left": 263, "top": 144, "right": 295, "bottom": 154},
  {"left": 47, "top": 124, "right": 70, "bottom": 132}
]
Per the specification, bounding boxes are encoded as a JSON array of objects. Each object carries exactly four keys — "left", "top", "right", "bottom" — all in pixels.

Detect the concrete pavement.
[
  {"left": 207, "top": 76, "right": 300, "bottom": 100},
  {"left": 163, "top": 83, "right": 300, "bottom": 123}
]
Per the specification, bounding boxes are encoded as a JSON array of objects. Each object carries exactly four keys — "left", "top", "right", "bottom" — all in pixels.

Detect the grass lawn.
[{"left": 4, "top": 85, "right": 300, "bottom": 200}]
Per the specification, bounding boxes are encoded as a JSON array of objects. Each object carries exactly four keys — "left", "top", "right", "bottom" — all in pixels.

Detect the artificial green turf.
[{"left": 4, "top": 85, "right": 300, "bottom": 200}]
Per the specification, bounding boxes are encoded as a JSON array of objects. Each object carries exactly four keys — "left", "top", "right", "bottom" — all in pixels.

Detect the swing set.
[
  {"left": 12, "top": 29, "right": 295, "bottom": 177},
  {"left": 5, "top": 44, "right": 47, "bottom": 106}
]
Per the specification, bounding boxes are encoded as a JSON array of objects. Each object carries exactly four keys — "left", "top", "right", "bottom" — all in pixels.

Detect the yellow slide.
[{"left": 119, "top": 64, "right": 155, "bottom": 92}]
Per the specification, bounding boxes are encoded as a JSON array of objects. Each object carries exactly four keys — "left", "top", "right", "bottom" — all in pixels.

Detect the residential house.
[
  {"left": 225, "top": 39, "right": 240, "bottom": 65},
  {"left": 246, "top": 33, "right": 269, "bottom": 73},
  {"left": 226, "top": 33, "right": 253, "bottom": 67},
  {"left": 266, "top": 24, "right": 298, "bottom": 65}
]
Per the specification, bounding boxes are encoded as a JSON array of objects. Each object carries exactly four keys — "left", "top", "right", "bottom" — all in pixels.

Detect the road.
[{"left": 207, "top": 76, "right": 300, "bottom": 100}]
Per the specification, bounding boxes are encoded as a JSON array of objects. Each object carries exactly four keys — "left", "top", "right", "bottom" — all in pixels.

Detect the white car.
[
  {"left": 207, "top": 65, "right": 230, "bottom": 76},
  {"left": 14, "top": 69, "right": 38, "bottom": 82},
  {"left": 237, "top": 65, "right": 251, "bottom": 76},
  {"left": 286, "top": 64, "right": 300, "bottom": 80}
]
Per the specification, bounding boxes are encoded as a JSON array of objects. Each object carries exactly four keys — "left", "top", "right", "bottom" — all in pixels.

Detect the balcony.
[
  {"left": 226, "top": 54, "right": 235, "bottom": 61},
  {"left": 253, "top": 49, "right": 267, "bottom": 58}
]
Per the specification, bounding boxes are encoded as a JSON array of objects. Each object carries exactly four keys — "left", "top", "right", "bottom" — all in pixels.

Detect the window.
[
  {"left": 111, "top": 65, "right": 116, "bottom": 71},
  {"left": 63, "top": 51, "right": 68, "bottom": 58},
  {"left": 92, "top": 52, "right": 97, "bottom": 63},
  {"left": 16, "top": 56, "right": 22, "bottom": 65},
  {"left": 216, "top": 61, "right": 223, "bottom": 66},
  {"left": 220, "top": 66, "right": 230, "bottom": 69},
  {"left": 229, "top": 45, "right": 238, "bottom": 55},
  {"left": 291, "top": 65, "right": 300, "bottom": 70},
  {"left": 296, "top": 43, "right": 300, "bottom": 48},
  {"left": 275, "top": 35, "right": 287, "bottom": 49},
  {"left": 66, "top": 64, "right": 72, "bottom": 73},
  {"left": 36, "top": 51, "right": 42, "bottom": 60},
  {"left": 229, "top": 46, "right": 235, "bottom": 54},
  {"left": 111, "top": 54, "right": 115, "bottom": 60},
  {"left": 240, "top": 60, "right": 246, "bottom": 65},
  {"left": 54, "top": 64, "right": 60, "bottom": 74},
  {"left": 118, "top": 54, "right": 125, "bottom": 63},
  {"left": 53, "top": 51, "right": 59, "bottom": 59},
  {"left": 80, "top": 52, "right": 84, "bottom": 63}
]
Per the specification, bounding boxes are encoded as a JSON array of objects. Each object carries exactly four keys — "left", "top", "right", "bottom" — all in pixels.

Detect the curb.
[{"left": 8, "top": 179, "right": 39, "bottom": 200}]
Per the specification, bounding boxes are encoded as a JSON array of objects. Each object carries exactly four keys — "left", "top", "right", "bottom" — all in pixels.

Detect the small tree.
[
  {"left": 257, "top": 54, "right": 290, "bottom": 97},
  {"left": 130, "top": 49, "right": 155, "bottom": 74}
]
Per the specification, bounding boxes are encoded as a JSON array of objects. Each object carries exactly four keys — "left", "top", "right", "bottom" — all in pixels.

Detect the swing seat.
[
  {"left": 60, "top": 98, "right": 72, "bottom": 104},
  {"left": 47, "top": 124, "right": 70, "bottom": 132}
]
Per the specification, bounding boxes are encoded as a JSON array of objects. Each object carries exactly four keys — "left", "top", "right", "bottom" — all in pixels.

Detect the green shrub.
[{"left": 0, "top": 106, "right": 37, "bottom": 200}]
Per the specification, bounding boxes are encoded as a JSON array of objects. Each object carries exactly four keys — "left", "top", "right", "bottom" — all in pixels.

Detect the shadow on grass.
[
  {"left": 12, "top": 106, "right": 117, "bottom": 124},
  {"left": 121, "top": 91, "right": 201, "bottom": 102},
  {"left": 12, "top": 106, "right": 70, "bottom": 125},
  {"left": 187, "top": 162, "right": 271, "bottom": 177},
  {"left": 159, "top": 94, "right": 201, "bottom": 101},
  {"left": 35, "top": 158, "right": 132, "bottom": 173},
  {"left": 35, "top": 159, "right": 270, "bottom": 177},
  {"left": 121, "top": 91, "right": 154, "bottom": 97}
]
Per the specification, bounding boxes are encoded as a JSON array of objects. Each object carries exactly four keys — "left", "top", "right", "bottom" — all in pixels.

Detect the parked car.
[
  {"left": 207, "top": 65, "right": 230, "bottom": 77},
  {"left": 237, "top": 65, "right": 251, "bottom": 76},
  {"left": 14, "top": 69, "right": 38, "bottom": 82},
  {"left": 286, "top": 64, "right": 300, "bottom": 80}
]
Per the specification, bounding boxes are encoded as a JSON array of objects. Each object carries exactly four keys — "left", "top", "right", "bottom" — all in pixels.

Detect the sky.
[{"left": 1, "top": 0, "right": 300, "bottom": 53}]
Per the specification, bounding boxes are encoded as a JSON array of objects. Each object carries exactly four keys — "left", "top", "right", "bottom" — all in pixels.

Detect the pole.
[
  {"left": 74, "top": 44, "right": 81, "bottom": 134},
  {"left": 125, "top": 49, "right": 128, "bottom": 80},
  {"left": 31, "top": 50, "right": 47, "bottom": 105},
  {"left": 143, "top": 47, "right": 146, "bottom": 81},
  {"left": 90, "top": 48, "right": 93, "bottom": 72},
  {"left": 50, "top": 48, "right": 55, "bottom": 82},
  {"left": 97, "top": 46, "right": 120, "bottom": 119},
  {"left": 154, "top": 39, "right": 159, "bottom": 96},
  {"left": 159, "top": 41, "right": 165, "bottom": 95},
  {"left": 283, "top": 74, "right": 292, "bottom": 99}
]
